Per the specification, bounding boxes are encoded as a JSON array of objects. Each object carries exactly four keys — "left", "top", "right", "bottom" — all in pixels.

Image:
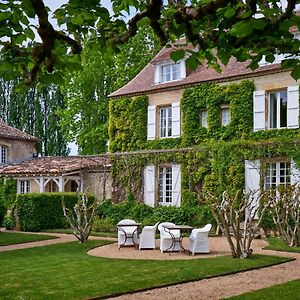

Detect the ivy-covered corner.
[{"left": 108, "top": 95, "right": 148, "bottom": 153}]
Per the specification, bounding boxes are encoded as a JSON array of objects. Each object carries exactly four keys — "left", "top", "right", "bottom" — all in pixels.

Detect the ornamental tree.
[{"left": 1, "top": 0, "right": 300, "bottom": 86}]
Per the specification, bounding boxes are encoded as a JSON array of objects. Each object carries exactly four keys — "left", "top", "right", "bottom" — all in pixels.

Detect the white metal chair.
[
  {"left": 188, "top": 223, "right": 212, "bottom": 255},
  {"left": 158, "top": 222, "right": 181, "bottom": 253},
  {"left": 117, "top": 219, "right": 139, "bottom": 249},
  {"left": 138, "top": 222, "right": 159, "bottom": 250}
]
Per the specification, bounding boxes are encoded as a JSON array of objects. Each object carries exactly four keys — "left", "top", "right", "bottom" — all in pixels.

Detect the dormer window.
[
  {"left": 0, "top": 145, "right": 7, "bottom": 164},
  {"left": 154, "top": 60, "right": 186, "bottom": 84},
  {"left": 161, "top": 63, "right": 181, "bottom": 83}
]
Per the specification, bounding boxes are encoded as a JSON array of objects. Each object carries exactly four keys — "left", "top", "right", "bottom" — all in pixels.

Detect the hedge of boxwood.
[
  {"left": 97, "top": 197, "right": 216, "bottom": 228},
  {"left": 0, "top": 202, "right": 6, "bottom": 228},
  {"left": 15, "top": 192, "right": 95, "bottom": 232}
]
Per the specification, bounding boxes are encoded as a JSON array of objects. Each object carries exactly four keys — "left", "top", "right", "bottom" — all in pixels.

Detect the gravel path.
[{"left": 1, "top": 231, "right": 299, "bottom": 300}]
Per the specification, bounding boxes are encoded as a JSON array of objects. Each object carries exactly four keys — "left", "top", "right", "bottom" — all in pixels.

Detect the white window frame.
[
  {"left": 160, "top": 106, "right": 172, "bottom": 138},
  {"left": 264, "top": 161, "right": 291, "bottom": 190},
  {"left": 221, "top": 106, "right": 230, "bottom": 126},
  {"left": 161, "top": 62, "right": 181, "bottom": 83},
  {"left": 159, "top": 166, "right": 173, "bottom": 206},
  {"left": 20, "top": 180, "right": 30, "bottom": 194},
  {"left": 0, "top": 145, "right": 7, "bottom": 164},
  {"left": 200, "top": 110, "right": 208, "bottom": 127},
  {"left": 268, "top": 89, "right": 288, "bottom": 129}
]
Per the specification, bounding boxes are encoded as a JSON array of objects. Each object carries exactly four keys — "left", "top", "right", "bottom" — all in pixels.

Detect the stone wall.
[{"left": 0, "top": 138, "right": 36, "bottom": 163}]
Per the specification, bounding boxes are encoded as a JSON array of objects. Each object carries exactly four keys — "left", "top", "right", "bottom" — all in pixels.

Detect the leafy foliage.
[
  {"left": 0, "top": 80, "right": 69, "bottom": 156},
  {"left": 96, "top": 198, "right": 216, "bottom": 228},
  {"left": 15, "top": 193, "right": 95, "bottom": 231},
  {"left": 109, "top": 96, "right": 148, "bottom": 152},
  {"left": 0, "top": 201, "right": 6, "bottom": 227},
  {"left": 60, "top": 26, "right": 160, "bottom": 154},
  {"left": 182, "top": 81, "right": 255, "bottom": 146},
  {"left": 1, "top": 1, "right": 300, "bottom": 85},
  {"left": 0, "top": 178, "right": 17, "bottom": 208},
  {"left": 109, "top": 80, "right": 254, "bottom": 153}
]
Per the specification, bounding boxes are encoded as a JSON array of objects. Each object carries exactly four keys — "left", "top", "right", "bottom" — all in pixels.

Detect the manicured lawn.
[
  {"left": 227, "top": 279, "right": 300, "bottom": 300},
  {"left": 0, "top": 240, "right": 292, "bottom": 300},
  {"left": 0, "top": 231, "right": 57, "bottom": 246},
  {"left": 44, "top": 228, "right": 117, "bottom": 238},
  {"left": 264, "top": 237, "right": 300, "bottom": 253}
]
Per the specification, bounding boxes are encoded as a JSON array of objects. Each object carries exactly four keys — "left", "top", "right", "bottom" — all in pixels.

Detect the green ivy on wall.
[
  {"left": 182, "top": 80, "right": 254, "bottom": 146},
  {"left": 108, "top": 78, "right": 300, "bottom": 205},
  {"left": 109, "top": 95, "right": 148, "bottom": 152},
  {"left": 108, "top": 80, "right": 255, "bottom": 153},
  {"left": 111, "top": 139, "right": 300, "bottom": 204}
]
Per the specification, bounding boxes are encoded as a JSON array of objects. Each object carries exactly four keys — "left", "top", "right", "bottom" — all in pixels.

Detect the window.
[
  {"left": 46, "top": 180, "right": 59, "bottom": 192},
  {"left": 0, "top": 145, "right": 7, "bottom": 164},
  {"left": 268, "top": 90, "right": 287, "bottom": 129},
  {"left": 161, "top": 62, "right": 181, "bottom": 83},
  {"left": 221, "top": 107, "right": 230, "bottom": 126},
  {"left": 200, "top": 110, "right": 208, "bottom": 127},
  {"left": 144, "top": 165, "right": 181, "bottom": 207},
  {"left": 20, "top": 180, "right": 30, "bottom": 194},
  {"left": 159, "top": 166, "right": 172, "bottom": 205},
  {"left": 160, "top": 106, "right": 172, "bottom": 138},
  {"left": 265, "top": 162, "right": 291, "bottom": 190}
]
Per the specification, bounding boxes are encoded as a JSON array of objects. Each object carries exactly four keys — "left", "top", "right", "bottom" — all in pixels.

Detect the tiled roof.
[
  {"left": 0, "top": 156, "right": 110, "bottom": 176},
  {"left": 109, "top": 49, "right": 284, "bottom": 98},
  {"left": 0, "top": 121, "right": 38, "bottom": 141}
]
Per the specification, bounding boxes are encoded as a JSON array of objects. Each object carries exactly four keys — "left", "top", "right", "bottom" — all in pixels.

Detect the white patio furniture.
[
  {"left": 138, "top": 222, "right": 159, "bottom": 250},
  {"left": 158, "top": 222, "right": 181, "bottom": 253},
  {"left": 117, "top": 219, "right": 139, "bottom": 249},
  {"left": 188, "top": 223, "right": 212, "bottom": 255}
]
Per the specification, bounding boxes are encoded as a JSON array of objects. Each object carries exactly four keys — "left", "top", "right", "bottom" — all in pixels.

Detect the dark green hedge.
[
  {"left": 15, "top": 193, "right": 95, "bottom": 232},
  {"left": 97, "top": 198, "right": 216, "bottom": 228},
  {"left": 0, "top": 202, "right": 6, "bottom": 227}
]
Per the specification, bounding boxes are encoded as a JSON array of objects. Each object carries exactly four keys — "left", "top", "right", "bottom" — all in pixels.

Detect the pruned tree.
[
  {"left": 209, "top": 190, "right": 270, "bottom": 258},
  {"left": 268, "top": 185, "right": 300, "bottom": 247},
  {"left": 0, "top": 1, "right": 300, "bottom": 86},
  {"left": 62, "top": 192, "right": 97, "bottom": 243}
]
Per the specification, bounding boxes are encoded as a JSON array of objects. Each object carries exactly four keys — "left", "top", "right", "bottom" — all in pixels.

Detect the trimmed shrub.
[
  {"left": 96, "top": 199, "right": 216, "bottom": 228},
  {"left": 0, "top": 202, "right": 6, "bottom": 228},
  {"left": 2, "top": 215, "right": 14, "bottom": 230},
  {"left": 92, "top": 216, "right": 115, "bottom": 232},
  {"left": 15, "top": 193, "right": 95, "bottom": 232}
]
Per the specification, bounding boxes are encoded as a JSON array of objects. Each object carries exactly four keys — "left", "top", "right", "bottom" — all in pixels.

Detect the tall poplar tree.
[
  {"left": 61, "top": 26, "right": 161, "bottom": 154},
  {"left": 0, "top": 79, "right": 69, "bottom": 156}
]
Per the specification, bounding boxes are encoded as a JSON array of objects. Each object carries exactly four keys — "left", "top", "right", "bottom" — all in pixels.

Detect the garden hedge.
[
  {"left": 15, "top": 192, "right": 95, "bottom": 232},
  {"left": 0, "top": 202, "right": 6, "bottom": 228},
  {"left": 97, "top": 197, "right": 216, "bottom": 228}
]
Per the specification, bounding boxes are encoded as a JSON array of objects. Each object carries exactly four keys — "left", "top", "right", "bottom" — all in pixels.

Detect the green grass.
[
  {"left": 264, "top": 237, "right": 300, "bottom": 253},
  {"left": 0, "top": 232, "right": 57, "bottom": 246},
  {"left": 226, "top": 279, "right": 300, "bottom": 299},
  {"left": 0, "top": 240, "right": 292, "bottom": 300},
  {"left": 44, "top": 228, "right": 117, "bottom": 238}
]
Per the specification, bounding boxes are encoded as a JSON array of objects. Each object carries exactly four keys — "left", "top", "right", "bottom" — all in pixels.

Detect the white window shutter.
[
  {"left": 171, "top": 102, "right": 181, "bottom": 138},
  {"left": 245, "top": 160, "right": 260, "bottom": 215},
  {"left": 179, "top": 60, "right": 186, "bottom": 79},
  {"left": 144, "top": 165, "right": 155, "bottom": 207},
  {"left": 253, "top": 90, "right": 266, "bottom": 131},
  {"left": 287, "top": 85, "right": 299, "bottom": 129},
  {"left": 147, "top": 105, "right": 156, "bottom": 140},
  {"left": 172, "top": 165, "right": 181, "bottom": 207},
  {"left": 291, "top": 160, "right": 300, "bottom": 185},
  {"left": 154, "top": 65, "right": 160, "bottom": 84}
]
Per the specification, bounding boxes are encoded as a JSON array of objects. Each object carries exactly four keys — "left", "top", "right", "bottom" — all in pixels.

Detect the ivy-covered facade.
[{"left": 109, "top": 46, "right": 300, "bottom": 208}]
